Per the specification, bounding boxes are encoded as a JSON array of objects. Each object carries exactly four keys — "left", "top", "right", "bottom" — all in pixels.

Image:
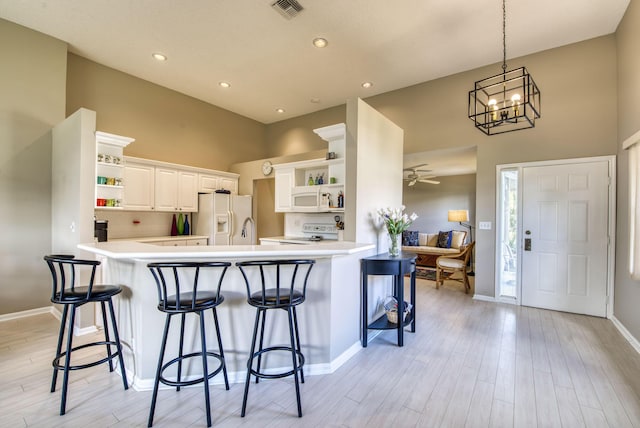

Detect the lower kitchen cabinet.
[
  {"left": 186, "top": 238, "right": 208, "bottom": 246},
  {"left": 162, "top": 240, "right": 187, "bottom": 246}
]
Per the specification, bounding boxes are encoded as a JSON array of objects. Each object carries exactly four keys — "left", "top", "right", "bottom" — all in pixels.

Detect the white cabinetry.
[
  {"left": 178, "top": 171, "right": 198, "bottom": 211},
  {"left": 186, "top": 238, "right": 208, "bottom": 246},
  {"left": 123, "top": 161, "right": 155, "bottom": 210},
  {"left": 198, "top": 174, "right": 219, "bottom": 193},
  {"left": 95, "top": 131, "right": 134, "bottom": 210},
  {"left": 123, "top": 157, "right": 238, "bottom": 212},
  {"left": 274, "top": 167, "right": 294, "bottom": 212},
  {"left": 198, "top": 173, "right": 238, "bottom": 194},
  {"left": 155, "top": 167, "right": 199, "bottom": 212},
  {"left": 273, "top": 123, "right": 346, "bottom": 213},
  {"left": 154, "top": 167, "right": 177, "bottom": 211}
]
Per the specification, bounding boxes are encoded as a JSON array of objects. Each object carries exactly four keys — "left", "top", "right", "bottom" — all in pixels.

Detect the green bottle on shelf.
[
  {"left": 177, "top": 213, "right": 184, "bottom": 235},
  {"left": 308, "top": 174, "right": 314, "bottom": 186}
]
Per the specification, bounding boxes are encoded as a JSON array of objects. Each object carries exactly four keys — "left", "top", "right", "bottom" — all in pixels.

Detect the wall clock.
[{"left": 262, "top": 160, "right": 273, "bottom": 176}]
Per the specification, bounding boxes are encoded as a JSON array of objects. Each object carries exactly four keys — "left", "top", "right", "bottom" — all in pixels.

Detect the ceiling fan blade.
[
  {"left": 418, "top": 179, "right": 440, "bottom": 184},
  {"left": 414, "top": 169, "right": 432, "bottom": 173},
  {"left": 403, "top": 163, "right": 428, "bottom": 171}
]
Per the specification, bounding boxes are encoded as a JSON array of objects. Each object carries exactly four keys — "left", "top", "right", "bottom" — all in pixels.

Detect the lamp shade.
[{"left": 448, "top": 210, "right": 469, "bottom": 223}]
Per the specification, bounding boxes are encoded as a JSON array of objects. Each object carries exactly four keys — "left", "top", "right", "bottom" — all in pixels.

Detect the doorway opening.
[{"left": 496, "top": 156, "right": 615, "bottom": 317}]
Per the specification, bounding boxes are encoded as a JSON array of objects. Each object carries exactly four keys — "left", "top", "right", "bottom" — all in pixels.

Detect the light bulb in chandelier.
[
  {"left": 488, "top": 98, "right": 498, "bottom": 121},
  {"left": 511, "top": 93, "right": 521, "bottom": 116}
]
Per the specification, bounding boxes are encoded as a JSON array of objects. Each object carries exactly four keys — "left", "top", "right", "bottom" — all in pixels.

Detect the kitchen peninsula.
[{"left": 78, "top": 240, "right": 375, "bottom": 390}]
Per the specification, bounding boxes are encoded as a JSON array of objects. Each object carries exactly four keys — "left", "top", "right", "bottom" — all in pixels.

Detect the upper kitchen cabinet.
[
  {"left": 198, "top": 172, "right": 238, "bottom": 194},
  {"left": 155, "top": 167, "right": 198, "bottom": 212},
  {"left": 95, "top": 131, "right": 134, "bottom": 210},
  {"left": 274, "top": 166, "right": 294, "bottom": 212},
  {"left": 123, "top": 159, "right": 155, "bottom": 210},
  {"left": 123, "top": 156, "right": 238, "bottom": 212},
  {"left": 273, "top": 123, "right": 346, "bottom": 213}
]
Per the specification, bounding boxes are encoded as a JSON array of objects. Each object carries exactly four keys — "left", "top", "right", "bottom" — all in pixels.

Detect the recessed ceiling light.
[
  {"left": 310, "top": 97, "right": 321, "bottom": 104},
  {"left": 361, "top": 81, "right": 373, "bottom": 89},
  {"left": 152, "top": 53, "right": 167, "bottom": 61},
  {"left": 276, "top": 108, "right": 285, "bottom": 114},
  {"left": 218, "top": 81, "right": 231, "bottom": 88},
  {"left": 312, "top": 37, "right": 328, "bottom": 48}
]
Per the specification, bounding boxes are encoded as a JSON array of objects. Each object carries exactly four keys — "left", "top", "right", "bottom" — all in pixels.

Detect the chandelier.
[{"left": 468, "top": 0, "right": 541, "bottom": 135}]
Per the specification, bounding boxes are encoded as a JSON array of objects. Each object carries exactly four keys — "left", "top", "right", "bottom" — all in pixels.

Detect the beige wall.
[
  {"left": 403, "top": 174, "right": 476, "bottom": 235},
  {"left": 265, "top": 105, "right": 345, "bottom": 157},
  {"left": 66, "top": 54, "right": 266, "bottom": 171},
  {"left": 0, "top": 19, "right": 67, "bottom": 314},
  {"left": 615, "top": 0, "right": 640, "bottom": 342}
]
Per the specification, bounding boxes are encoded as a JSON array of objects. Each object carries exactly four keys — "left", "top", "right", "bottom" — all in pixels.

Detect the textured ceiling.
[{"left": 0, "top": 0, "right": 630, "bottom": 125}]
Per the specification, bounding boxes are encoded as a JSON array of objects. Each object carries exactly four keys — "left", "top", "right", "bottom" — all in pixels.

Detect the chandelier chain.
[{"left": 502, "top": 0, "right": 507, "bottom": 72}]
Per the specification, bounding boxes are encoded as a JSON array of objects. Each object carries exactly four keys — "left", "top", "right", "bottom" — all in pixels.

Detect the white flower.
[{"left": 376, "top": 206, "right": 418, "bottom": 235}]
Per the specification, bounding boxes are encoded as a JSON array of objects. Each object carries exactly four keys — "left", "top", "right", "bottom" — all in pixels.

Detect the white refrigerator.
[{"left": 195, "top": 193, "right": 254, "bottom": 245}]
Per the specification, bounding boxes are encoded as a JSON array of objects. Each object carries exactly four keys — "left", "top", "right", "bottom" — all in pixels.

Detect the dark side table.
[{"left": 361, "top": 252, "right": 417, "bottom": 347}]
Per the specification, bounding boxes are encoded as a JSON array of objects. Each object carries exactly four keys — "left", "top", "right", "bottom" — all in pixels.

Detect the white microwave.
[{"left": 291, "top": 187, "right": 330, "bottom": 212}]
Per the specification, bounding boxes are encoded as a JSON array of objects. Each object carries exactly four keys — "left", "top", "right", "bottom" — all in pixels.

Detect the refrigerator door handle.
[{"left": 228, "top": 210, "right": 233, "bottom": 244}]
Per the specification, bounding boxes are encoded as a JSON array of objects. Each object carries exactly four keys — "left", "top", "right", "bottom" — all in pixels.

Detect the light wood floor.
[{"left": 2, "top": 277, "right": 640, "bottom": 427}]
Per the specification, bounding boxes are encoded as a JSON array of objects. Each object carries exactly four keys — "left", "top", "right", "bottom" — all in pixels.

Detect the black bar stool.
[
  {"left": 236, "top": 259, "right": 315, "bottom": 417},
  {"left": 147, "top": 262, "right": 231, "bottom": 428},
  {"left": 44, "top": 254, "right": 129, "bottom": 416}
]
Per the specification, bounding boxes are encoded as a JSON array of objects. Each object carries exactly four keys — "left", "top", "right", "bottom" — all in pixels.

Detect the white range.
[{"left": 259, "top": 222, "right": 339, "bottom": 245}]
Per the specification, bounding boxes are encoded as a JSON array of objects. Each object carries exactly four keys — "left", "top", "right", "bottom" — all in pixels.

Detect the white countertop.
[
  {"left": 79, "top": 240, "right": 375, "bottom": 260},
  {"left": 110, "top": 235, "right": 208, "bottom": 243}
]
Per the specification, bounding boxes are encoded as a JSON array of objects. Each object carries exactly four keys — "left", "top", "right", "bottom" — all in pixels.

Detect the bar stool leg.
[
  {"left": 211, "top": 307, "right": 229, "bottom": 390},
  {"left": 148, "top": 314, "right": 172, "bottom": 427},
  {"left": 107, "top": 298, "right": 129, "bottom": 390},
  {"left": 51, "top": 304, "right": 69, "bottom": 393},
  {"left": 198, "top": 311, "right": 212, "bottom": 428},
  {"left": 292, "top": 307, "right": 304, "bottom": 383},
  {"left": 100, "top": 301, "right": 114, "bottom": 372},
  {"left": 241, "top": 307, "right": 262, "bottom": 417},
  {"left": 60, "top": 305, "right": 77, "bottom": 415},
  {"left": 287, "top": 306, "right": 302, "bottom": 417},
  {"left": 176, "top": 313, "right": 186, "bottom": 392},
  {"left": 255, "top": 308, "right": 267, "bottom": 384}
]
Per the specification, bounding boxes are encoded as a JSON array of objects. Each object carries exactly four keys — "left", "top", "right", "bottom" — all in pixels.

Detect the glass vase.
[{"left": 388, "top": 233, "right": 401, "bottom": 257}]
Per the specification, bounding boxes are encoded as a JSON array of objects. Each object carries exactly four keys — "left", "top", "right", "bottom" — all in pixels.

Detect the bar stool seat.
[
  {"left": 44, "top": 255, "right": 129, "bottom": 416},
  {"left": 249, "top": 289, "right": 304, "bottom": 305},
  {"left": 146, "top": 262, "right": 231, "bottom": 428},
  {"left": 236, "top": 259, "right": 315, "bottom": 418}
]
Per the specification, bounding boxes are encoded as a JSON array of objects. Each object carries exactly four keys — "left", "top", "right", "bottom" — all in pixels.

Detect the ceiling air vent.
[{"left": 271, "top": 0, "right": 304, "bottom": 19}]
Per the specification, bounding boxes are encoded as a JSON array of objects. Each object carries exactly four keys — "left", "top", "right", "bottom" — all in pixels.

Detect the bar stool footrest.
[
  {"left": 248, "top": 346, "right": 305, "bottom": 380},
  {"left": 52, "top": 340, "right": 123, "bottom": 372},
  {"left": 159, "top": 351, "right": 225, "bottom": 388}
]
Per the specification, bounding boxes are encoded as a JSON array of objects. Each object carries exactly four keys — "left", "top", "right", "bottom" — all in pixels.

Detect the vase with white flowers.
[{"left": 377, "top": 206, "right": 418, "bottom": 257}]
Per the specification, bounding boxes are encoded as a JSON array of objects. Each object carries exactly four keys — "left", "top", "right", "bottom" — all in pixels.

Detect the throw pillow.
[
  {"left": 451, "top": 230, "right": 467, "bottom": 249},
  {"left": 437, "top": 230, "right": 453, "bottom": 248},
  {"left": 402, "top": 231, "right": 419, "bottom": 246}
]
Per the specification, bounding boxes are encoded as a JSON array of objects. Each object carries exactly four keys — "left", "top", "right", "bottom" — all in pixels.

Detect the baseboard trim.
[
  {"left": 611, "top": 316, "right": 640, "bottom": 355},
  {"left": 0, "top": 306, "right": 55, "bottom": 322},
  {"left": 132, "top": 340, "right": 366, "bottom": 391},
  {"left": 472, "top": 294, "right": 496, "bottom": 303}
]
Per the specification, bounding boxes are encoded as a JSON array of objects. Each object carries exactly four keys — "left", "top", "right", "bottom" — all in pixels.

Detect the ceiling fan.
[{"left": 403, "top": 163, "right": 440, "bottom": 186}]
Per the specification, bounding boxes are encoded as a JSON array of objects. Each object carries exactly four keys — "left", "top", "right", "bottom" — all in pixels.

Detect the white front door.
[{"left": 521, "top": 160, "right": 610, "bottom": 317}]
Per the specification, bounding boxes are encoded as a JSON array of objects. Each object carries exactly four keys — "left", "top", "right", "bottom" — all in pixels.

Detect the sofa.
[{"left": 401, "top": 230, "right": 468, "bottom": 268}]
